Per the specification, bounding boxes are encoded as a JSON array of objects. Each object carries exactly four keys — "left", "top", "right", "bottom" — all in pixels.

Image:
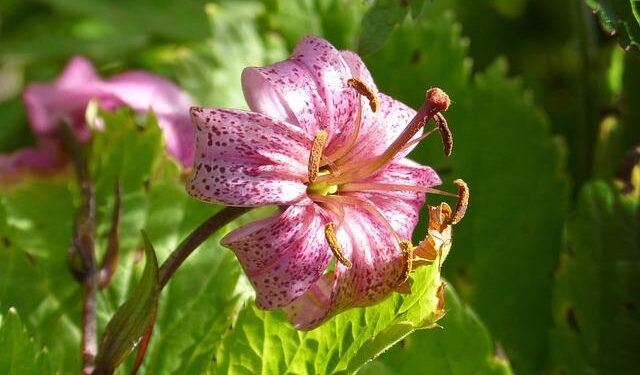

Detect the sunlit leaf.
[
  {"left": 358, "top": 0, "right": 409, "bottom": 55},
  {"left": 0, "top": 307, "right": 51, "bottom": 374},
  {"left": 210, "top": 262, "right": 444, "bottom": 375},
  {"left": 360, "top": 287, "right": 513, "bottom": 375}
]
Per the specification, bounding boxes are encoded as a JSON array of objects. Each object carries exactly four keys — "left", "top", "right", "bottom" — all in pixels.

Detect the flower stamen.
[
  {"left": 324, "top": 222, "right": 352, "bottom": 268},
  {"left": 324, "top": 77, "right": 375, "bottom": 165},
  {"left": 397, "top": 240, "right": 414, "bottom": 285},
  {"left": 448, "top": 179, "right": 469, "bottom": 225},
  {"left": 347, "top": 78, "right": 379, "bottom": 112},
  {"left": 308, "top": 130, "right": 328, "bottom": 183},
  {"left": 434, "top": 113, "right": 453, "bottom": 157}
]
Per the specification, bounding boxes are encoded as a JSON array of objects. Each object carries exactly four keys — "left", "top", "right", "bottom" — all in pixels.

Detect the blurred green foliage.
[{"left": 1, "top": 0, "right": 639, "bottom": 374}]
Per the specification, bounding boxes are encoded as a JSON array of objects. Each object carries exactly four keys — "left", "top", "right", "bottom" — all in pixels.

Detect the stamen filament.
[
  {"left": 324, "top": 223, "right": 351, "bottom": 268},
  {"left": 329, "top": 194, "right": 401, "bottom": 242},
  {"left": 308, "top": 130, "right": 328, "bottom": 183},
  {"left": 339, "top": 182, "right": 458, "bottom": 197},
  {"left": 310, "top": 194, "right": 346, "bottom": 227},
  {"left": 324, "top": 95, "right": 363, "bottom": 165},
  {"left": 399, "top": 127, "right": 439, "bottom": 153}
]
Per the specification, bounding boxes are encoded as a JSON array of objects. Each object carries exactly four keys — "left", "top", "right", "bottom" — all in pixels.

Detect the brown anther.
[
  {"left": 426, "top": 87, "right": 450, "bottom": 112},
  {"left": 324, "top": 223, "right": 351, "bottom": 268},
  {"left": 434, "top": 113, "right": 453, "bottom": 157},
  {"left": 348, "top": 78, "right": 379, "bottom": 112},
  {"left": 308, "top": 130, "right": 328, "bottom": 183},
  {"left": 449, "top": 179, "right": 469, "bottom": 225},
  {"left": 397, "top": 240, "right": 414, "bottom": 285}
]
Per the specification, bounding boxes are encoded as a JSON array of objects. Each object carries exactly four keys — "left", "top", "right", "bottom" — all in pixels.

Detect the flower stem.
[
  {"left": 59, "top": 124, "right": 99, "bottom": 374},
  {"left": 158, "top": 206, "right": 251, "bottom": 289}
]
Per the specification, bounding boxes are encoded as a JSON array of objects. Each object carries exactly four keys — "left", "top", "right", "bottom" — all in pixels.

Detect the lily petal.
[
  {"left": 290, "top": 36, "right": 359, "bottom": 147},
  {"left": 222, "top": 202, "right": 331, "bottom": 309},
  {"left": 23, "top": 56, "right": 101, "bottom": 139},
  {"left": 0, "top": 140, "right": 66, "bottom": 182},
  {"left": 22, "top": 56, "right": 195, "bottom": 167},
  {"left": 284, "top": 205, "right": 405, "bottom": 329},
  {"left": 347, "top": 158, "right": 441, "bottom": 239},
  {"left": 187, "top": 107, "right": 312, "bottom": 206},
  {"left": 242, "top": 64, "right": 327, "bottom": 135}
]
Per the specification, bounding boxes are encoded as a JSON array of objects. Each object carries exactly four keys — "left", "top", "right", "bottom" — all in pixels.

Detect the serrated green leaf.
[
  {"left": 585, "top": 0, "right": 640, "bottom": 54},
  {"left": 210, "top": 263, "right": 444, "bottom": 375},
  {"left": 367, "top": 13, "right": 568, "bottom": 375},
  {"left": 94, "top": 231, "right": 159, "bottom": 373},
  {"left": 548, "top": 181, "right": 640, "bottom": 374},
  {"left": 358, "top": 0, "right": 409, "bottom": 55},
  {"left": 360, "top": 287, "right": 513, "bottom": 375},
  {"left": 0, "top": 308, "right": 51, "bottom": 374},
  {"left": 0, "top": 181, "right": 79, "bottom": 373}
]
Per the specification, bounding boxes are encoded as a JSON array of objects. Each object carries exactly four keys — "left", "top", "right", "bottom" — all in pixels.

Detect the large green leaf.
[
  {"left": 0, "top": 308, "right": 50, "bottom": 374},
  {"left": 0, "top": 180, "right": 79, "bottom": 373},
  {"left": 210, "top": 262, "right": 444, "bottom": 375},
  {"left": 360, "top": 287, "right": 513, "bottom": 375},
  {"left": 366, "top": 13, "right": 569, "bottom": 375},
  {"left": 548, "top": 180, "right": 640, "bottom": 374},
  {"left": 585, "top": 0, "right": 640, "bottom": 54}
]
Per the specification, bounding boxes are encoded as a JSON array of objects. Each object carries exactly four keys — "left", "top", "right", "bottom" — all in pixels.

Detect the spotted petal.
[
  {"left": 348, "top": 158, "right": 441, "bottom": 239},
  {"left": 284, "top": 205, "right": 406, "bottom": 329},
  {"left": 187, "top": 107, "right": 312, "bottom": 206},
  {"left": 222, "top": 202, "right": 331, "bottom": 309}
]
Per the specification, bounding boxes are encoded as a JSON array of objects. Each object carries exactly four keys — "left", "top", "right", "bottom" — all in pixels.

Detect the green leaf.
[
  {"left": 177, "top": 2, "right": 287, "bottom": 108},
  {"left": 0, "top": 308, "right": 51, "bottom": 374},
  {"left": 585, "top": 0, "right": 640, "bottom": 54},
  {"left": 360, "top": 286, "right": 513, "bottom": 375},
  {"left": 548, "top": 180, "right": 640, "bottom": 374},
  {"left": 94, "top": 231, "right": 159, "bottom": 373},
  {"left": 210, "top": 263, "right": 445, "bottom": 375},
  {"left": 358, "top": 0, "right": 409, "bottom": 55},
  {"left": 264, "top": 0, "right": 366, "bottom": 50},
  {"left": 366, "top": 13, "right": 569, "bottom": 375},
  {"left": 0, "top": 97, "right": 32, "bottom": 153}
]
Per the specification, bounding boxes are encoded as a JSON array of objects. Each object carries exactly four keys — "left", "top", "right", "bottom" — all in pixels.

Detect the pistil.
[{"left": 320, "top": 88, "right": 450, "bottom": 186}]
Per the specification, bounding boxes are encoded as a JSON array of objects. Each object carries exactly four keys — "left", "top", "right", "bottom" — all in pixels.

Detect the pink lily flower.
[
  {"left": 187, "top": 36, "right": 462, "bottom": 329},
  {"left": 1, "top": 56, "right": 194, "bottom": 182}
]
